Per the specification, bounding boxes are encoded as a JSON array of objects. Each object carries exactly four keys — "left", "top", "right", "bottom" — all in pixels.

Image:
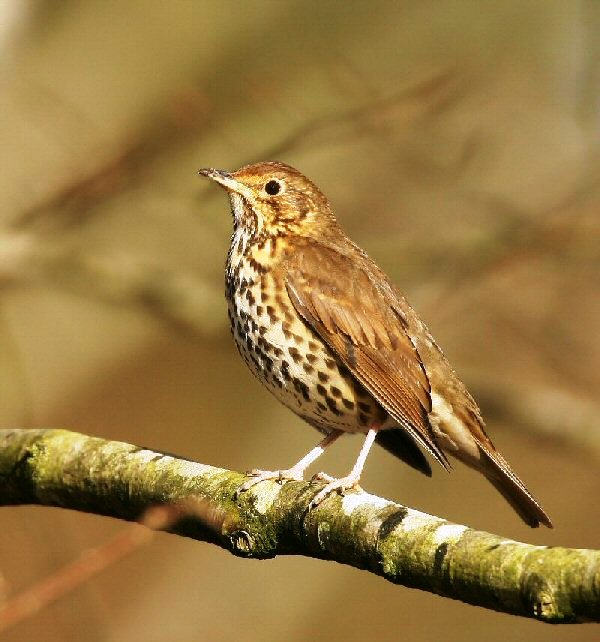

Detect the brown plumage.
[{"left": 199, "top": 161, "right": 552, "bottom": 528}]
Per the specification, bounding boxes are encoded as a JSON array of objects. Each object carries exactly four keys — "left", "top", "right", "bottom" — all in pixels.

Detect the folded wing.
[{"left": 285, "top": 242, "right": 450, "bottom": 470}]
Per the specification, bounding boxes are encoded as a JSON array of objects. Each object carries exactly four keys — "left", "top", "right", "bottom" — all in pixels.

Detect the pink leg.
[
  {"left": 310, "top": 426, "right": 379, "bottom": 508},
  {"left": 237, "top": 430, "right": 344, "bottom": 494}
]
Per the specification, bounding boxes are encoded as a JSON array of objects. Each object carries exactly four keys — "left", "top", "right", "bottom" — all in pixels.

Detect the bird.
[{"left": 199, "top": 161, "right": 552, "bottom": 528}]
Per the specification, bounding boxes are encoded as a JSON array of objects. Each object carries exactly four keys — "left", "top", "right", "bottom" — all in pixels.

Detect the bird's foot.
[
  {"left": 236, "top": 467, "right": 305, "bottom": 498},
  {"left": 309, "top": 473, "right": 363, "bottom": 509}
]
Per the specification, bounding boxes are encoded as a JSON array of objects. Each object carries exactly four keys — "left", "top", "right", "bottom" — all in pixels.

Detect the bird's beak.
[
  {"left": 198, "top": 168, "right": 254, "bottom": 201},
  {"left": 198, "top": 167, "right": 232, "bottom": 183}
]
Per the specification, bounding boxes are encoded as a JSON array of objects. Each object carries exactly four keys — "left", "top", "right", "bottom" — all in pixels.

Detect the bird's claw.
[
  {"left": 235, "top": 468, "right": 304, "bottom": 499},
  {"left": 309, "top": 475, "right": 363, "bottom": 509}
]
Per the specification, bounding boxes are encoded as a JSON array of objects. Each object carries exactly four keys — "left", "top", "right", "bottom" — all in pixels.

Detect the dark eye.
[{"left": 264, "top": 179, "right": 281, "bottom": 195}]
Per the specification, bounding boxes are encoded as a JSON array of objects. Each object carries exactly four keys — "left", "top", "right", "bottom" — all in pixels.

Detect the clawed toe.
[
  {"left": 309, "top": 475, "right": 363, "bottom": 509},
  {"left": 236, "top": 468, "right": 304, "bottom": 498},
  {"left": 235, "top": 464, "right": 364, "bottom": 509}
]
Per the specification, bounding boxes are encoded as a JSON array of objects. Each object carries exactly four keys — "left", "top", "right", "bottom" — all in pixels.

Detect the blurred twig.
[
  {"left": 8, "top": 68, "right": 457, "bottom": 232},
  {"left": 0, "top": 232, "right": 223, "bottom": 336},
  {"left": 473, "top": 382, "right": 600, "bottom": 458},
  {"left": 426, "top": 189, "right": 599, "bottom": 316},
  {"left": 261, "top": 68, "right": 462, "bottom": 160},
  {"left": 8, "top": 85, "right": 213, "bottom": 231},
  {"left": 0, "top": 498, "right": 224, "bottom": 634},
  {"left": 0, "top": 428, "right": 598, "bottom": 624}
]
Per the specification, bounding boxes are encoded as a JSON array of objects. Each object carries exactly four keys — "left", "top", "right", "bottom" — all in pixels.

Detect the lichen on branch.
[{"left": 0, "top": 428, "right": 598, "bottom": 623}]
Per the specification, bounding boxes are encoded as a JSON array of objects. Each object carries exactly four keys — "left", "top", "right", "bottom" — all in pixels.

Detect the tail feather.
[{"left": 478, "top": 447, "right": 553, "bottom": 528}]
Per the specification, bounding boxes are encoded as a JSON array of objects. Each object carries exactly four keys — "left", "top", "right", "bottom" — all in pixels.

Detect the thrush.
[{"left": 199, "top": 161, "right": 552, "bottom": 528}]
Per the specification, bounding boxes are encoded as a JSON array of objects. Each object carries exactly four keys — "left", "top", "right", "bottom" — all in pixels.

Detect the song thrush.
[{"left": 199, "top": 161, "right": 552, "bottom": 528}]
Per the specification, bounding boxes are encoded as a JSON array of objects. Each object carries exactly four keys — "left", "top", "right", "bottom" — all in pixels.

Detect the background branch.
[{"left": 1, "top": 428, "right": 597, "bottom": 625}]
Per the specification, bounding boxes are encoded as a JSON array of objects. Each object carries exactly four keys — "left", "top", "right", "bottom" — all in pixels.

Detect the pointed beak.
[
  {"left": 198, "top": 167, "right": 254, "bottom": 201},
  {"left": 198, "top": 168, "right": 232, "bottom": 183}
]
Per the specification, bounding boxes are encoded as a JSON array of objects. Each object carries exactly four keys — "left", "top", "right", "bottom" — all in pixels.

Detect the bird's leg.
[
  {"left": 310, "top": 426, "right": 379, "bottom": 508},
  {"left": 237, "top": 430, "right": 344, "bottom": 495}
]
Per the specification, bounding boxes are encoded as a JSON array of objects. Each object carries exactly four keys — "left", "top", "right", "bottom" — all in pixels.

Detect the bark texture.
[{"left": 0, "top": 428, "right": 598, "bottom": 623}]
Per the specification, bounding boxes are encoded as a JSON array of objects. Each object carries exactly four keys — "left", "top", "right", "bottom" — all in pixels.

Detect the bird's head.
[{"left": 199, "top": 161, "right": 336, "bottom": 238}]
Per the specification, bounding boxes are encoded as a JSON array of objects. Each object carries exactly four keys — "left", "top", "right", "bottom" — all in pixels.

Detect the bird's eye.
[{"left": 264, "top": 179, "right": 281, "bottom": 196}]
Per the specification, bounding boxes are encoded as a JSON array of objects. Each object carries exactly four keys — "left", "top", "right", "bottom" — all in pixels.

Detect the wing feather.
[{"left": 285, "top": 243, "right": 450, "bottom": 469}]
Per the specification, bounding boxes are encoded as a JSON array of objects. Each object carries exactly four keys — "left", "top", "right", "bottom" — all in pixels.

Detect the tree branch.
[{"left": 0, "top": 428, "right": 598, "bottom": 623}]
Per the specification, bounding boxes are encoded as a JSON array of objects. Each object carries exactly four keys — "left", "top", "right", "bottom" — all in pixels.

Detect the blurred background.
[{"left": 0, "top": 1, "right": 598, "bottom": 640}]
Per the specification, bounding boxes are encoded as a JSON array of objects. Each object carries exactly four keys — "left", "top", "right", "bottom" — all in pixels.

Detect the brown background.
[{"left": 0, "top": 1, "right": 598, "bottom": 640}]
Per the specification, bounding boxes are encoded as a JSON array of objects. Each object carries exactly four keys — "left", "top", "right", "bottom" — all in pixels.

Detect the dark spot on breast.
[
  {"left": 288, "top": 347, "right": 302, "bottom": 364},
  {"left": 293, "top": 333, "right": 304, "bottom": 344},
  {"left": 256, "top": 305, "right": 263, "bottom": 316},
  {"left": 317, "top": 402, "right": 327, "bottom": 412},
  {"left": 281, "top": 360, "right": 291, "bottom": 380},
  {"left": 258, "top": 325, "right": 267, "bottom": 336},
  {"left": 306, "top": 353, "right": 317, "bottom": 364},
  {"left": 318, "top": 372, "right": 329, "bottom": 383},
  {"left": 275, "top": 294, "right": 289, "bottom": 312},
  {"left": 273, "top": 347, "right": 283, "bottom": 357},
  {"left": 316, "top": 384, "right": 327, "bottom": 397},
  {"left": 358, "top": 402, "right": 371, "bottom": 413},
  {"left": 325, "top": 358, "right": 337, "bottom": 370},
  {"left": 326, "top": 397, "right": 342, "bottom": 416},
  {"left": 330, "top": 386, "right": 341, "bottom": 398},
  {"left": 248, "top": 257, "right": 268, "bottom": 275},
  {"left": 342, "top": 398, "right": 355, "bottom": 410},
  {"left": 303, "top": 362, "right": 314, "bottom": 374},
  {"left": 308, "top": 341, "right": 319, "bottom": 352},
  {"left": 292, "top": 377, "right": 310, "bottom": 401},
  {"left": 359, "top": 413, "right": 369, "bottom": 425},
  {"left": 338, "top": 364, "right": 350, "bottom": 377}
]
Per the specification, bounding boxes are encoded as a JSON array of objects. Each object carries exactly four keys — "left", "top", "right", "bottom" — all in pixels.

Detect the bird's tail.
[{"left": 478, "top": 446, "right": 553, "bottom": 528}]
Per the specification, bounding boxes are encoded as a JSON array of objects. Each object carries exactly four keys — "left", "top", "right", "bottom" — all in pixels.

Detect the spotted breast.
[{"left": 226, "top": 225, "right": 385, "bottom": 434}]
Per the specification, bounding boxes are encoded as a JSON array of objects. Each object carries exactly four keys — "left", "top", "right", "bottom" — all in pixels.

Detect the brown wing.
[{"left": 285, "top": 242, "right": 450, "bottom": 470}]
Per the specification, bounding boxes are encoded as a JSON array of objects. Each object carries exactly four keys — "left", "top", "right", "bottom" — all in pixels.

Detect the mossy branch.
[{"left": 0, "top": 428, "right": 598, "bottom": 623}]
